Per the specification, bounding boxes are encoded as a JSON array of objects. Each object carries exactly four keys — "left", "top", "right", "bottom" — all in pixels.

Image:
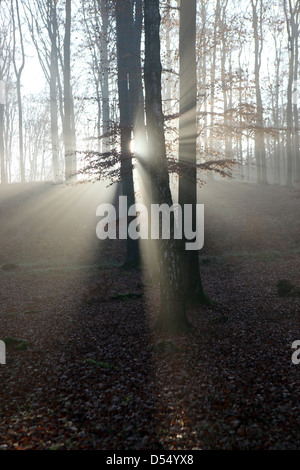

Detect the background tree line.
[{"left": 0, "top": 0, "right": 298, "bottom": 187}]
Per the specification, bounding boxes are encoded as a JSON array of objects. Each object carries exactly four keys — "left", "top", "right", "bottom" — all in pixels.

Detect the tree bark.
[
  {"left": 115, "top": 0, "right": 140, "bottom": 268},
  {"left": 99, "top": 0, "right": 110, "bottom": 154},
  {"left": 64, "top": 0, "right": 76, "bottom": 181},
  {"left": 144, "top": 0, "right": 189, "bottom": 332},
  {"left": 11, "top": 0, "right": 25, "bottom": 183},
  {"left": 252, "top": 0, "right": 268, "bottom": 185},
  {"left": 178, "top": 0, "right": 212, "bottom": 306},
  {"left": 50, "top": 1, "right": 60, "bottom": 180},
  {"left": 0, "top": 102, "right": 6, "bottom": 184}
]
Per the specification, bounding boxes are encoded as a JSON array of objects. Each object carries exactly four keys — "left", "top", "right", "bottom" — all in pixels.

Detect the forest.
[{"left": 0, "top": 0, "right": 299, "bottom": 453}]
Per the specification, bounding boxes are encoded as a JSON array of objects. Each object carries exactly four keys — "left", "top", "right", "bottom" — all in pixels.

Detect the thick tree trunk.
[
  {"left": 178, "top": 0, "right": 212, "bottom": 306},
  {"left": 115, "top": 0, "right": 140, "bottom": 268},
  {"left": 144, "top": 0, "right": 189, "bottom": 332}
]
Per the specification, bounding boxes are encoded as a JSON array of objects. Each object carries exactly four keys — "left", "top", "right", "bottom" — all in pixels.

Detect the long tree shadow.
[
  {"left": 0, "top": 181, "right": 162, "bottom": 449},
  {"left": 0, "top": 180, "right": 299, "bottom": 449}
]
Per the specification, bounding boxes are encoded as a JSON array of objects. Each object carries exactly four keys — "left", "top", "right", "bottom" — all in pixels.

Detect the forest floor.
[{"left": 0, "top": 178, "right": 299, "bottom": 450}]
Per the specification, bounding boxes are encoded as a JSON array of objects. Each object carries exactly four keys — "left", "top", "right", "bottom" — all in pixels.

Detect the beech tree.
[
  {"left": 178, "top": 0, "right": 212, "bottom": 306},
  {"left": 63, "top": 0, "right": 76, "bottom": 181},
  {"left": 115, "top": 0, "right": 140, "bottom": 268},
  {"left": 284, "top": 0, "right": 299, "bottom": 186},
  {"left": 81, "top": 0, "right": 111, "bottom": 155},
  {"left": 144, "top": 0, "right": 188, "bottom": 331},
  {"left": 0, "top": 5, "right": 12, "bottom": 185},
  {"left": 251, "top": 0, "right": 268, "bottom": 185},
  {"left": 24, "top": 0, "right": 60, "bottom": 180},
  {"left": 0, "top": 0, "right": 298, "bottom": 189},
  {"left": 11, "top": 0, "right": 25, "bottom": 182}
]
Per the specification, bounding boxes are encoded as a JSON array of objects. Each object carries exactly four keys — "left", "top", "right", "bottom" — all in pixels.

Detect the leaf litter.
[{"left": 0, "top": 180, "right": 299, "bottom": 450}]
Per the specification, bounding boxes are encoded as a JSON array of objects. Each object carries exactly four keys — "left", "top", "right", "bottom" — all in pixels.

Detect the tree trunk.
[
  {"left": 252, "top": 0, "right": 268, "bottom": 185},
  {"left": 64, "top": 0, "right": 76, "bottom": 181},
  {"left": 12, "top": 0, "right": 25, "bottom": 183},
  {"left": 50, "top": 45, "right": 60, "bottom": 179},
  {"left": 178, "top": 0, "right": 212, "bottom": 306},
  {"left": 115, "top": 0, "right": 140, "bottom": 268},
  {"left": 0, "top": 102, "right": 6, "bottom": 184},
  {"left": 292, "top": 12, "right": 299, "bottom": 184},
  {"left": 99, "top": 0, "right": 110, "bottom": 154},
  {"left": 209, "top": 0, "right": 220, "bottom": 155},
  {"left": 50, "top": 2, "right": 60, "bottom": 180},
  {"left": 144, "top": 0, "right": 189, "bottom": 332}
]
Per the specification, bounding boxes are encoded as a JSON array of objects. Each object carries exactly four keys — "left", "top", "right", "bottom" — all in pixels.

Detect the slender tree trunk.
[
  {"left": 165, "top": 0, "right": 172, "bottom": 107},
  {"left": 24, "top": 0, "right": 61, "bottom": 180},
  {"left": 238, "top": 45, "right": 244, "bottom": 179},
  {"left": 209, "top": 0, "right": 220, "bottom": 155},
  {"left": 283, "top": 0, "right": 299, "bottom": 185},
  {"left": 220, "top": 2, "right": 232, "bottom": 162},
  {"left": 285, "top": 13, "right": 294, "bottom": 186},
  {"left": 95, "top": 80, "right": 102, "bottom": 154},
  {"left": 129, "top": 0, "right": 147, "bottom": 150},
  {"left": 252, "top": 0, "right": 267, "bottom": 185},
  {"left": 292, "top": 17, "right": 299, "bottom": 183},
  {"left": 200, "top": 1, "right": 208, "bottom": 152},
  {"left": 273, "top": 34, "right": 281, "bottom": 185},
  {"left": 50, "top": 48, "right": 60, "bottom": 179},
  {"left": 12, "top": 0, "right": 25, "bottom": 183},
  {"left": 50, "top": 2, "right": 60, "bottom": 180},
  {"left": 0, "top": 102, "right": 6, "bottom": 184},
  {"left": 99, "top": 0, "right": 110, "bottom": 153},
  {"left": 64, "top": 0, "right": 76, "bottom": 181},
  {"left": 4, "top": 103, "right": 13, "bottom": 183},
  {"left": 16, "top": 76, "right": 25, "bottom": 181}
]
